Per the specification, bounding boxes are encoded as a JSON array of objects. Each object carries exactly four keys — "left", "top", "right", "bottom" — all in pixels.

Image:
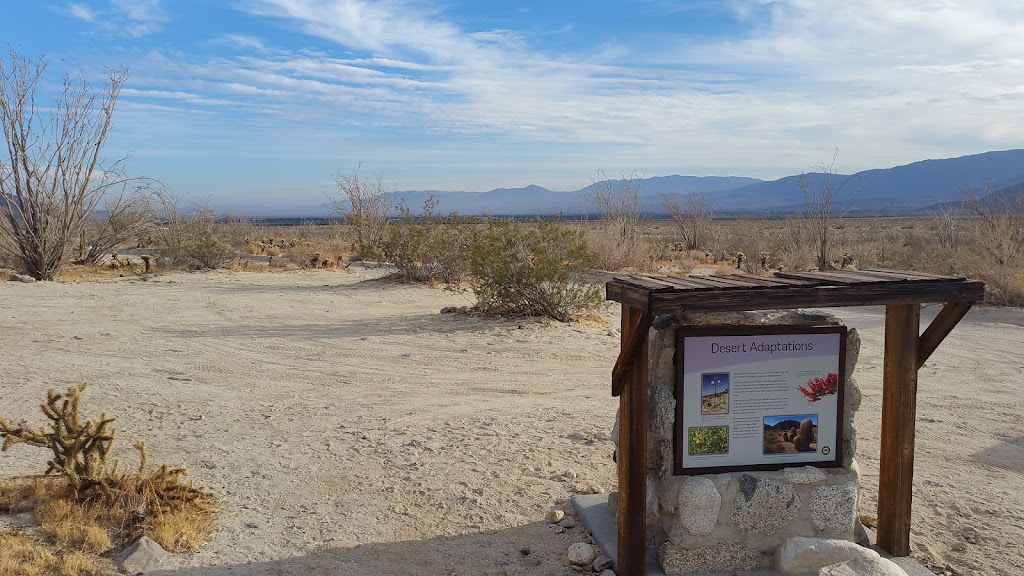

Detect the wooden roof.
[{"left": 606, "top": 268, "right": 985, "bottom": 315}]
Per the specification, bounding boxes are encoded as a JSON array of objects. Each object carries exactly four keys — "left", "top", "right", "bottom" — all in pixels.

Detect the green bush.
[
  {"left": 380, "top": 195, "right": 471, "bottom": 283},
  {"left": 467, "top": 218, "right": 603, "bottom": 321}
]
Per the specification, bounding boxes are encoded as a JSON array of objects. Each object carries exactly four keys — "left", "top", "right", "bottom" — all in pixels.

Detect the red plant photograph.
[{"left": 799, "top": 372, "right": 839, "bottom": 403}]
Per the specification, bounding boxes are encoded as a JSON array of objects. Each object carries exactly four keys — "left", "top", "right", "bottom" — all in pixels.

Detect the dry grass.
[
  {"left": 0, "top": 386, "right": 217, "bottom": 576},
  {"left": 0, "top": 530, "right": 109, "bottom": 576}
]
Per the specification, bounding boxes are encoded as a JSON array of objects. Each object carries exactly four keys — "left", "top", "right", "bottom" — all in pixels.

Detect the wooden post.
[
  {"left": 877, "top": 303, "right": 921, "bottom": 556},
  {"left": 617, "top": 305, "right": 649, "bottom": 576}
]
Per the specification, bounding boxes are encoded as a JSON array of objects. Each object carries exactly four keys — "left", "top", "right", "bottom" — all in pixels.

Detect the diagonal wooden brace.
[
  {"left": 917, "top": 301, "right": 974, "bottom": 369},
  {"left": 612, "top": 311, "right": 653, "bottom": 397}
]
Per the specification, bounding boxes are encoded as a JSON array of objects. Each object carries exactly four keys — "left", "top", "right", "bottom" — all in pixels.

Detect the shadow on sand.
[{"left": 149, "top": 522, "right": 571, "bottom": 576}]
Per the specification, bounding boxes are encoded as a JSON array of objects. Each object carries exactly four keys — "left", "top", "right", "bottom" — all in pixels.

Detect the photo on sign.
[
  {"left": 763, "top": 414, "right": 818, "bottom": 454},
  {"left": 700, "top": 372, "right": 730, "bottom": 415},
  {"left": 688, "top": 425, "right": 729, "bottom": 456},
  {"left": 798, "top": 372, "right": 839, "bottom": 403}
]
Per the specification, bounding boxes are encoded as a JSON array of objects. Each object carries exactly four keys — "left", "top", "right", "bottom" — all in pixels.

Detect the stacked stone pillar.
[{"left": 612, "top": 310, "right": 865, "bottom": 573}]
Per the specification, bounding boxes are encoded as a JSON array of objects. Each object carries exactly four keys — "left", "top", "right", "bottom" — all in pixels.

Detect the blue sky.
[
  {"left": 701, "top": 372, "right": 728, "bottom": 396},
  {"left": 3, "top": 1, "right": 1022, "bottom": 214}
]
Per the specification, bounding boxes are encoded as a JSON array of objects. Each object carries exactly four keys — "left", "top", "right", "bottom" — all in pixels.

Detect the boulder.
[
  {"left": 784, "top": 466, "right": 826, "bottom": 485},
  {"left": 810, "top": 482, "right": 858, "bottom": 533},
  {"left": 776, "top": 537, "right": 879, "bottom": 574},
  {"left": 676, "top": 476, "right": 721, "bottom": 536},
  {"left": 567, "top": 543, "right": 597, "bottom": 566},
  {"left": 10, "top": 274, "right": 36, "bottom": 283},
  {"left": 117, "top": 536, "right": 169, "bottom": 574},
  {"left": 732, "top": 474, "right": 800, "bottom": 535},
  {"left": 661, "top": 541, "right": 770, "bottom": 574},
  {"left": 818, "top": 555, "right": 908, "bottom": 576}
]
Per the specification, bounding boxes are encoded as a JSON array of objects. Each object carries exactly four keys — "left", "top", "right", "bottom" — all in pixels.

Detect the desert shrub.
[
  {"left": 146, "top": 192, "right": 235, "bottom": 270},
  {"left": 583, "top": 172, "right": 654, "bottom": 271},
  {"left": 380, "top": 195, "right": 472, "bottom": 283},
  {"left": 330, "top": 164, "right": 391, "bottom": 261},
  {"left": 662, "top": 193, "right": 715, "bottom": 251},
  {"left": 0, "top": 384, "right": 216, "bottom": 553},
  {"left": 467, "top": 218, "right": 603, "bottom": 321}
]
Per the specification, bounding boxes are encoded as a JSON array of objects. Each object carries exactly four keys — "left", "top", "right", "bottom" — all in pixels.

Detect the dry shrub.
[
  {"left": 584, "top": 172, "right": 654, "bottom": 271},
  {"left": 468, "top": 218, "right": 603, "bottom": 321},
  {"left": 0, "top": 384, "right": 216, "bottom": 558},
  {"left": 0, "top": 530, "right": 107, "bottom": 576},
  {"left": 381, "top": 195, "right": 472, "bottom": 283}
]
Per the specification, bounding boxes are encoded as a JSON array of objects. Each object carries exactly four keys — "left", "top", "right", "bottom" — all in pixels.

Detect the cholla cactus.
[
  {"left": 0, "top": 384, "right": 115, "bottom": 495},
  {"left": 735, "top": 252, "right": 746, "bottom": 269},
  {"left": 759, "top": 251, "right": 770, "bottom": 270}
]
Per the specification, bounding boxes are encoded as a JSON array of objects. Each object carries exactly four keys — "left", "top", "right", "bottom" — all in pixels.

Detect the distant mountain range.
[{"left": 387, "top": 149, "right": 1024, "bottom": 216}]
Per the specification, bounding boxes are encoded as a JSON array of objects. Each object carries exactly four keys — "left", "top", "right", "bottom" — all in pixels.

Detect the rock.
[
  {"left": 547, "top": 509, "right": 565, "bottom": 523},
  {"left": 117, "top": 536, "right": 169, "bottom": 574},
  {"left": 563, "top": 469, "right": 578, "bottom": 480},
  {"left": 776, "top": 537, "right": 880, "bottom": 574},
  {"left": 810, "top": 481, "right": 858, "bottom": 533},
  {"left": 440, "top": 306, "right": 457, "bottom": 314},
  {"left": 503, "top": 565, "right": 518, "bottom": 576},
  {"left": 732, "top": 474, "right": 800, "bottom": 535},
  {"left": 10, "top": 499, "right": 35, "bottom": 514},
  {"left": 818, "top": 556, "right": 908, "bottom": 576},
  {"left": 784, "top": 466, "right": 826, "bottom": 484},
  {"left": 554, "top": 526, "right": 566, "bottom": 534},
  {"left": 676, "top": 476, "right": 721, "bottom": 536},
  {"left": 661, "top": 541, "right": 771, "bottom": 573},
  {"left": 10, "top": 274, "right": 36, "bottom": 283},
  {"left": 557, "top": 517, "right": 579, "bottom": 529},
  {"left": 593, "top": 555, "right": 613, "bottom": 571},
  {"left": 567, "top": 543, "right": 597, "bottom": 566},
  {"left": 599, "top": 571, "right": 616, "bottom": 576}
]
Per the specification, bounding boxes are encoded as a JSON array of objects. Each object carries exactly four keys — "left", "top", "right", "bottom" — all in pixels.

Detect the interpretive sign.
[{"left": 674, "top": 325, "right": 847, "bottom": 474}]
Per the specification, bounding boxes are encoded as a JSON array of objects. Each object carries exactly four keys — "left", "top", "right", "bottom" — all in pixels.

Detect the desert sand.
[{"left": 0, "top": 267, "right": 1021, "bottom": 575}]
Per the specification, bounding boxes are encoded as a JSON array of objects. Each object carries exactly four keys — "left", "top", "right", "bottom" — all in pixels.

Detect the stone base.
[{"left": 572, "top": 493, "right": 932, "bottom": 576}]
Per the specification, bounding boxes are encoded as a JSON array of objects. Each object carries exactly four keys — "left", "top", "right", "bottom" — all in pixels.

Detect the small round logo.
[{"left": 821, "top": 446, "right": 831, "bottom": 455}]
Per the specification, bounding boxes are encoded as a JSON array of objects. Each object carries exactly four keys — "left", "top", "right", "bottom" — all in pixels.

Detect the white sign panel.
[{"left": 674, "top": 325, "right": 846, "bottom": 474}]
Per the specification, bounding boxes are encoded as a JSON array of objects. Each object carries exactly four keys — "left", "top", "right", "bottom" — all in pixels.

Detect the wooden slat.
[
  {"left": 775, "top": 270, "right": 896, "bottom": 285},
  {"left": 689, "top": 275, "right": 772, "bottom": 289},
  {"left": 649, "top": 280, "right": 985, "bottom": 315},
  {"left": 619, "top": 275, "right": 677, "bottom": 292},
  {"left": 653, "top": 276, "right": 720, "bottom": 290},
  {"left": 724, "top": 274, "right": 813, "bottom": 288},
  {"left": 617, "top": 305, "right": 648, "bottom": 576},
  {"left": 861, "top": 267, "right": 965, "bottom": 281},
  {"left": 606, "top": 281, "right": 648, "bottom": 310},
  {"left": 844, "top": 269, "right": 948, "bottom": 283},
  {"left": 671, "top": 275, "right": 742, "bottom": 289},
  {"left": 877, "top": 303, "right": 921, "bottom": 557},
  {"left": 917, "top": 301, "right": 975, "bottom": 369}
]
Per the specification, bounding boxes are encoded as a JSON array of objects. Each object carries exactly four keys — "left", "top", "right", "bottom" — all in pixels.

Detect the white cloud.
[
  {"left": 117, "top": 0, "right": 1024, "bottom": 188},
  {"left": 67, "top": 3, "right": 98, "bottom": 22},
  {"left": 62, "top": 0, "right": 167, "bottom": 37}
]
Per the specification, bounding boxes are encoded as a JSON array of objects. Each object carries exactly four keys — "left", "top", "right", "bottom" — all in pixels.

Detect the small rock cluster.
[{"left": 546, "top": 507, "right": 615, "bottom": 575}]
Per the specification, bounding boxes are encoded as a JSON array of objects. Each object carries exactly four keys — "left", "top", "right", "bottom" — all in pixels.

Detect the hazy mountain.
[
  {"left": 922, "top": 180, "right": 1024, "bottom": 213},
  {"left": 383, "top": 149, "right": 1024, "bottom": 216},
  {"left": 711, "top": 149, "right": 1024, "bottom": 214},
  {"left": 392, "top": 176, "right": 761, "bottom": 216}
]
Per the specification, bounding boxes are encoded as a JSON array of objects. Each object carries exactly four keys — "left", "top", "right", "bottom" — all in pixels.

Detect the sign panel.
[{"left": 674, "top": 325, "right": 846, "bottom": 474}]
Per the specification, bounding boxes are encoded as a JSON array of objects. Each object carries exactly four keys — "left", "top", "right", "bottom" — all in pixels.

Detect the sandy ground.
[{"left": 0, "top": 268, "right": 1021, "bottom": 575}]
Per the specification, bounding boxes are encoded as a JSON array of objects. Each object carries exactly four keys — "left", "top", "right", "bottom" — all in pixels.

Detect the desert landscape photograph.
[{"left": 1, "top": 1, "right": 1023, "bottom": 576}]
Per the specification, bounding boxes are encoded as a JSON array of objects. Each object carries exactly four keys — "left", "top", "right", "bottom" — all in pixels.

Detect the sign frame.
[{"left": 673, "top": 324, "right": 847, "bottom": 475}]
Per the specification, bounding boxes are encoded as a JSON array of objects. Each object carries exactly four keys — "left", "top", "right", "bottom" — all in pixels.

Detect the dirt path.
[{"left": 0, "top": 269, "right": 1020, "bottom": 575}]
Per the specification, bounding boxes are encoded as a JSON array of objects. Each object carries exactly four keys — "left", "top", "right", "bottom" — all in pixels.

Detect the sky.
[{"left": 2, "top": 0, "right": 1023, "bottom": 214}]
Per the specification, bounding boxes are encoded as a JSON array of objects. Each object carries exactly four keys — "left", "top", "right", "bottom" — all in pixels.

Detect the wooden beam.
[
  {"left": 917, "top": 301, "right": 974, "bottom": 369},
  {"left": 612, "top": 312, "right": 653, "bottom": 396},
  {"left": 649, "top": 280, "right": 984, "bottom": 315},
  {"left": 617, "top": 305, "right": 649, "bottom": 576},
  {"left": 877, "top": 303, "right": 921, "bottom": 556}
]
